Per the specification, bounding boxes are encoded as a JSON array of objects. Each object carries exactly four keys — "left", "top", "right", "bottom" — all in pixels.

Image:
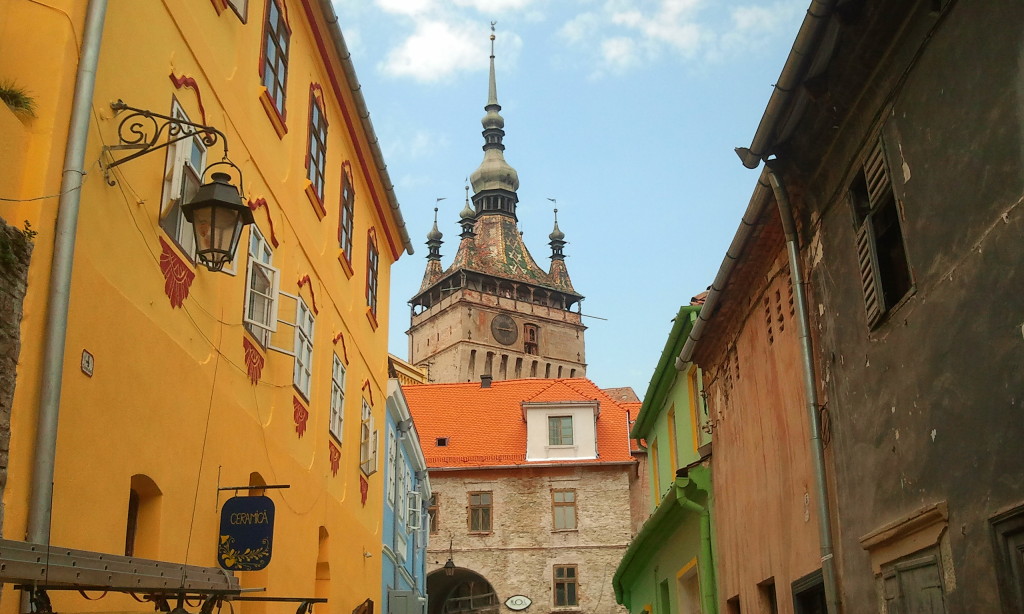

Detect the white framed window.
[
  {"left": 293, "top": 298, "right": 314, "bottom": 398},
  {"left": 397, "top": 463, "right": 409, "bottom": 525},
  {"left": 407, "top": 490, "right": 422, "bottom": 531},
  {"left": 160, "top": 100, "right": 207, "bottom": 260},
  {"left": 329, "top": 355, "right": 345, "bottom": 441},
  {"left": 359, "top": 401, "right": 378, "bottom": 475},
  {"left": 548, "top": 416, "right": 574, "bottom": 446},
  {"left": 386, "top": 429, "right": 398, "bottom": 504},
  {"left": 243, "top": 226, "right": 279, "bottom": 346}
]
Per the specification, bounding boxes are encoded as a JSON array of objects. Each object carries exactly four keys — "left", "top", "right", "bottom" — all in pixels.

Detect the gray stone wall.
[
  {"left": 427, "top": 465, "right": 631, "bottom": 614},
  {"left": 0, "top": 216, "right": 33, "bottom": 531}
]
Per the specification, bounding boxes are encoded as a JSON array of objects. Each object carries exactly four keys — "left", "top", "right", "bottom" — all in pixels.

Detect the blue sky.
[{"left": 333, "top": 0, "right": 807, "bottom": 395}]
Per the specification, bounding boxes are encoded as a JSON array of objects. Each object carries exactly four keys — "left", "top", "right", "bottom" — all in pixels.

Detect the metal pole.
[
  {"left": 27, "top": 0, "right": 109, "bottom": 546},
  {"left": 767, "top": 166, "right": 840, "bottom": 614}
]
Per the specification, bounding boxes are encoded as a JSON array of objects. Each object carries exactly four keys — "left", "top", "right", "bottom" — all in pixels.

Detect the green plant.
[
  {"left": 0, "top": 220, "right": 36, "bottom": 271},
  {"left": 0, "top": 80, "right": 36, "bottom": 117}
]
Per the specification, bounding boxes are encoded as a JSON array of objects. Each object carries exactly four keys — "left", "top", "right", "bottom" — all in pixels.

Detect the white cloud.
[
  {"left": 452, "top": 0, "right": 540, "bottom": 12},
  {"left": 600, "top": 37, "right": 640, "bottom": 72},
  {"left": 554, "top": 0, "right": 804, "bottom": 76},
  {"left": 380, "top": 20, "right": 486, "bottom": 82},
  {"left": 374, "top": 0, "right": 437, "bottom": 17}
]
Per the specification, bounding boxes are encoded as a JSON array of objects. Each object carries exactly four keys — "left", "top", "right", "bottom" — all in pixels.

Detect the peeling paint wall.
[{"left": 786, "top": 1, "right": 1024, "bottom": 610}]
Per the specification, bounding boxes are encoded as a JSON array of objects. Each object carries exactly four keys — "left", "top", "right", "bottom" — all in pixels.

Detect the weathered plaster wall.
[
  {"left": 787, "top": 1, "right": 1024, "bottom": 610},
  {"left": 700, "top": 248, "right": 823, "bottom": 614},
  {"left": 427, "top": 465, "right": 631, "bottom": 614},
  {"left": 0, "top": 218, "right": 32, "bottom": 533}
]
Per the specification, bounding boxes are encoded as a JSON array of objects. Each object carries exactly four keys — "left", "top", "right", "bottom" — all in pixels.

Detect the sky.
[{"left": 332, "top": 0, "right": 808, "bottom": 396}]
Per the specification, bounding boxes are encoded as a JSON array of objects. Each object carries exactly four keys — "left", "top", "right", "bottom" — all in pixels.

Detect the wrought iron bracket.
[{"left": 102, "top": 100, "right": 229, "bottom": 186}]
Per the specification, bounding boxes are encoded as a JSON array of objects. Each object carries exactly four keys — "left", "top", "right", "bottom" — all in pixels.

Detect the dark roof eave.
[{"left": 736, "top": 0, "right": 839, "bottom": 169}]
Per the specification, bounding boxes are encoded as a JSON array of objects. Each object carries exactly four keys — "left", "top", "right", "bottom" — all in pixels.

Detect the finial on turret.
[
  {"left": 426, "top": 202, "right": 444, "bottom": 261},
  {"left": 548, "top": 200, "right": 567, "bottom": 259},
  {"left": 460, "top": 181, "right": 476, "bottom": 238}
]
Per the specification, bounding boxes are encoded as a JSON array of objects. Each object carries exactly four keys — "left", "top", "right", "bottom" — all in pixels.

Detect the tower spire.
[
  {"left": 469, "top": 23, "right": 520, "bottom": 217},
  {"left": 459, "top": 181, "right": 476, "bottom": 238},
  {"left": 548, "top": 204, "right": 566, "bottom": 260},
  {"left": 426, "top": 205, "right": 443, "bottom": 261}
]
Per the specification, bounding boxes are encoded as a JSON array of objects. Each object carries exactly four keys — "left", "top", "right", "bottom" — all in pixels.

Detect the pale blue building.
[{"left": 382, "top": 379, "right": 431, "bottom": 614}]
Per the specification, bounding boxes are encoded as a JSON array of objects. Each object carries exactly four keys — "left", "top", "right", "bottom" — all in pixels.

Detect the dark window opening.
[
  {"left": 792, "top": 569, "right": 826, "bottom": 614},
  {"left": 850, "top": 139, "right": 913, "bottom": 328},
  {"left": 436, "top": 437, "right": 449, "bottom": 447}
]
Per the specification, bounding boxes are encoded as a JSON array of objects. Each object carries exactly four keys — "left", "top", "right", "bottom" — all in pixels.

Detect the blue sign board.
[{"left": 218, "top": 495, "right": 275, "bottom": 571}]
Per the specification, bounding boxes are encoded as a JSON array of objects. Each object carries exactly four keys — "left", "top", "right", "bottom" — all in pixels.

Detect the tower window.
[{"left": 524, "top": 324, "right": 539, "bottom": 355}]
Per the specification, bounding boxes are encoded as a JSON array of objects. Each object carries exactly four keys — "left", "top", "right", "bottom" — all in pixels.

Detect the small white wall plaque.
[{"left": 504, "top": 595, "right": 531, "bottom": 611}]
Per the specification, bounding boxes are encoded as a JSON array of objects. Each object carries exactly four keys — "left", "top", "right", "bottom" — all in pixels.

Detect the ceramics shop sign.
[
  {"left": 218, "top": 495, "right": 275, "bottom": 571},
  {"left": 504, "top": 596, "right": 532, "bottom": 611}
]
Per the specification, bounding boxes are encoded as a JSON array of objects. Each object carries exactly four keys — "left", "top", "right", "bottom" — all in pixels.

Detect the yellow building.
[{"left": 0, "top": 1, "right": 412, "bottom": 613}]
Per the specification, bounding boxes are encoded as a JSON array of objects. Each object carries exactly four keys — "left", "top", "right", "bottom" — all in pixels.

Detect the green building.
[{"left": 613, "top": 305, "right": 717, "bottom": 614}]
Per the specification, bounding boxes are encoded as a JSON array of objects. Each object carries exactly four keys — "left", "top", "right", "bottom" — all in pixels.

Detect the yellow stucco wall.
[{"left": 0, "top": 1, "right": 405, "bottom": 613}]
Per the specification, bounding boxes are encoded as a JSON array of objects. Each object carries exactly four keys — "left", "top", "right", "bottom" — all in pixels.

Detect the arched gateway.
[{"left": 426, "top": 568, "right": 499, "bottom": 614}]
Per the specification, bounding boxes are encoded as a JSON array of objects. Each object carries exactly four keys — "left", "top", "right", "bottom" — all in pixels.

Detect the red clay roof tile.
[{"left": 402, "top": 378, "right": 635, "bottom": 468}]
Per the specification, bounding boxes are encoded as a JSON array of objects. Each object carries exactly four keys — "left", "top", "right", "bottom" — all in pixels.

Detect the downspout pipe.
[
  {"left": 765, "top": 166, "right": 840, "bottom": 614},
  {"left": 677, "top": 495, "right": 716, "bottom": 614},
  {"left": 28, "top": 0, "right": 109, "bottom": 547}
]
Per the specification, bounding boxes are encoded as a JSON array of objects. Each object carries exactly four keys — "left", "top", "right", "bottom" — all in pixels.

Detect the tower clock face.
[{"left": 490, "top": 314, "right": 518, "bottom": 345}]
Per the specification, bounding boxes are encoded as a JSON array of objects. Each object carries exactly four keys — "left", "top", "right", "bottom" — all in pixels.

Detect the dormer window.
[
  {"left": 548, "top": 416, "right": 573, "bottom": 446},
  {"left": 523, "top": 402, "right": 599, "bottom": 461}
]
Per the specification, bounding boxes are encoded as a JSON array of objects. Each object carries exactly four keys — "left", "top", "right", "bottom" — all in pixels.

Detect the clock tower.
[{"left": 406, "top": 31, "right": 586, "bottom": 384}]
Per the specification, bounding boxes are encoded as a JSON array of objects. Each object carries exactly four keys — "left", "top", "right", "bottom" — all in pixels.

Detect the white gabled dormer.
[{"left": 522, "top": 400, "right": 600, "bottom": 461}]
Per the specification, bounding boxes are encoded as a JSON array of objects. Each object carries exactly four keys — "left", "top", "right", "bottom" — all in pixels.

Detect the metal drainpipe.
[
  {"left": 27, "top": 0, "right": 109, "bottom": 547},
  {"left": 765, "top": 166, "right": 840, "bottom": 614},
  {"left": 677, "top": 494, "right": 716, "bottom": 614}
]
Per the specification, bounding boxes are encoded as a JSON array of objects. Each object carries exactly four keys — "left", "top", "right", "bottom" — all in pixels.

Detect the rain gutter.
[
  {"left": 317, "top": 0, "right": 414, "bottom": 256},
  {"left": 766, "top": 166, "right": 839, "bottom": 614},
  {"left": 735, "top": 0, "right": 838, "bottom": 169},
  {"left": 675, "top": 170, "right": 773, "bottom": 368},
  {"left": 28, "top": 0, "right": 109, "bottom": 548},
  {"left": 632, "top": 306, "right": 699, "bottom": 439}
]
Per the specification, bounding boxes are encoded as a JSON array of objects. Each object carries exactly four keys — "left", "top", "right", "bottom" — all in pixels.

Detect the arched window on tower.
[{"left": 524, "top": 324, "right": 539, "bottom": 355}]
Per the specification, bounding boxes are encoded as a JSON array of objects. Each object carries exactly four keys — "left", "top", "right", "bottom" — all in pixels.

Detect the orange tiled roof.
[
  {"left": 402, "top": 378, "right": 636, "bottom": 468},
  {"left": 621, "top": 401, "right": 644, "bottom": 453}
]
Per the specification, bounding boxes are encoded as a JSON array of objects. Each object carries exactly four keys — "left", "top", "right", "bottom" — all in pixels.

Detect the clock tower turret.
[{"left": 407, "top": 27, "right": 586, "bottom": 383}]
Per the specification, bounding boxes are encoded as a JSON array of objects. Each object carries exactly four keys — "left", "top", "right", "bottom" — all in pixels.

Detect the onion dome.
[
  {"left": 426, "top": 207, "right": 443, "bottom": 262},
  {"left": 469, "top": 30, "right": 520, "bottom": 196}
]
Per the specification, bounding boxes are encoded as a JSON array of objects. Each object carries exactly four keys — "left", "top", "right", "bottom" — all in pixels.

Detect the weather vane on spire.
[{"left": 490, "top": 21, "right": 497, "bottom": 55}]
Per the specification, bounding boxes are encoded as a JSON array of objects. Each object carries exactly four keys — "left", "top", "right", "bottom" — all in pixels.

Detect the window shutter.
[
  {"left": 856, "top": 223, "right": 884, "bottom": 328},
  {"left": 864, "top": 140, "right": 890, "bottom": 208},
  {"left": 407, "top": 490, "right": 422, "bottom": 530}
]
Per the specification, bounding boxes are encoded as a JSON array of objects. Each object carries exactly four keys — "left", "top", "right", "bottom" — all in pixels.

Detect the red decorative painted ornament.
[
  {"left": 293, "top": 397, "right": 309, "bottom": 438},
  {"left": 359, "top": 475, "right": 369, "bottom": 506},
  {"left": 242, "top": 337, "right": 264, "bottom": 384},
  {"left": 159, "top": 237, "right": 195, "bottom": 308},
  {"left": 329, "top": 441, "right": 341, "bottom": 476}
]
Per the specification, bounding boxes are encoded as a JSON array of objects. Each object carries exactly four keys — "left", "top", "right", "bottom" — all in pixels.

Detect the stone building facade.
[
  {"left": 406, "top": 33, "right": 585, "bottom": 384},
  {"left": 403, "top": 378, "right": 635, "bottom": 614}
]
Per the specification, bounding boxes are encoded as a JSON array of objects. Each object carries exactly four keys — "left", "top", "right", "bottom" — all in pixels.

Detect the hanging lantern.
[{"left": 181, "top": 171, "right": 254, "bottom": 272}]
